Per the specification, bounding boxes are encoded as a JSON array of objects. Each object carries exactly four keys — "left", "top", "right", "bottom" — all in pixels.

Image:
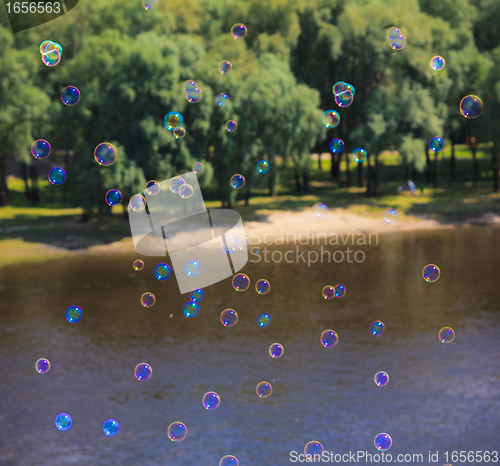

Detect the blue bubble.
[
  {"left": 184, "top": 260, "right": 201, "bottom": 277},
  {"left": 256, "top": 381, "right": 272, "bottom": 398},
  {"left": 202, "top": 391, "right": 221, "bottom": 410},
  {"left": 429, "top": 137, "right": 444, "bottom": 152},
  {"left": 48, "top": 167, "right": 66, "bottom": 185},
  {"left": 216, "top": 93, "right": 230, "bottom": 106},
  {"left": 221, "top": 309, "right": 238, "bottom": 327},
  {"left": 258, "top": 313, "right": 271, "bottom": 327},
  {"left": 232, "top": 273, "right": 250, "bottom": 291},
  {"left": 183, "top": 301, "right": 200, "bottom": 318},
  {"left": 66, "top": 305, "right": 82, "bottom": 323},
  {"left": 330, "top": 138, "right": 344, "bottom": 153},
  {"left": 374, "top": 433, "right": 392, "bottom": 451},
  {"left": 220, "top": 455, "right": 239, "bottom": 466},
  {"left": 255, "top": 279, "right": 270, "bottom": 294},
  {"left": 430, "top": 55, "right": 445, "bottom": 71},
  {"left": 103, "top": 419, "right": 120, "bottom": 436},
  {"left": 305, "top": 441, "right": 324, "bottom": 459},
  {"left": 105, "top": 189, "right": 123, "bottom": 206},
  {"left": 134, "top": 362, "right": 152, "bottom": 381},
  {"left": 154, "top": 263, "right": 172, "bottom": 281},
  {"left": 370, "top": 321, "right": 385, "bottom": 336},
  {"left": 256, "top": 160, "right": 269, "bottom": 173},
  {"left": 374, "top": 371, "right": 389, "bottom": 387},
  {"left": 190, "top": 288, "right": 204, "bottom": 302},
  {"left": 35, "top": 358, "right": 51, "bottom": 373},
  {"left": 320, "top": 329, "right": 338, "bottom": 348},
  {"left": 334, "top": 284, "right": 346, "bottom": 298},
  {"left": 31, "top": 139, "right": 51, "bottom": 159},
  {"left": 226, "top": 120, "right": 238, "bottom": 132},
  {"left": 61, "top": 86, "right": 81, "bottom": 106},
  {"left": 55, "top": 413, "right": 72, "bottom": 431},
  {"left": 422, "top": 264, "right": 440, "bottom": 282},
  {"left": 439, "top": 327, "right": 455, "bottom": 343},
  {"left": 230, "top": 174, "right": 245, "bottom": 189},
  {"left": 269, "top": 343, "right": 284, "bottom": 358},
  {"left": 168, "top": 421, "right": 188, "bottom": 441}
]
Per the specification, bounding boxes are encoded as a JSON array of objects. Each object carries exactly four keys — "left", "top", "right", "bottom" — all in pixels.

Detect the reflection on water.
[{"left": 1, "top": 227, "right": 499, "bottom": 465}]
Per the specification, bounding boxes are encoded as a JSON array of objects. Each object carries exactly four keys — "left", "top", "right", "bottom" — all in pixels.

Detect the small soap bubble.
[
  {"left": 193, "top": 162, "right": 205, "bottom": 173},
  {"left": 352, "top": 148, "right": 367, "bottom": 163},
  {"left": 256, "top": 381, "right": 272, "bottom": 398},
  {"left": 374, "top": 433, "right": 392, "bottom": 451},
  {"left": 142, "top": 0, "right": 158, "bottom": 9},
  {"left": 164, "top": 111, "right": 183, "bottom": 130},
  {"left": 145, "top": 180, "right": 160, "bottom": 196},
  {"left": 221, "top": 309, "right": 238, "bottom": 327},
  {"left": 429, "top": 137, "right": 444, "bottom": 152},
  {"left": 269, "top": 343, "right": 284, "bottom": 359},
  {"left": 39, "top": 40, "right": 53, "bottom": 54},
  {"left": 179, "top": 183, "right": 194, "bottom": 198},
  {"left": 226, "top": 120, "right": 238, "bottom": 132},
  {"left": 183, "top": 80, "right": 197, "bottom": 92},
  {"left": 422, "top": 264, "right": 440, "bottom": 282},
  {"left": 335, "top": 83, "right": 354, "bottom": 107},
  {"left": 134, "top": 362, "right": 152, "bottom": 381},
  {"left": 154, "top": 263, "right": 171, "bottom": 281},
  {"left": 370, "top": 321, "right": 385, "bottom": 336},
  {"left": 61, "top": 86, "right": 80, "bottom": 106},
  {"left": 186, "top": 87, "right": 202, "bottom": 103},
  {"left": 218, "top": 60, "right": 232, "bottom": 74},
  {"left": 232, "top": 273, "right": 250, "bottom": 292},
  {"left": 216, "top": 93, "right": 230, "bottom": 106},
  {"left": 190, "top": 288, "right": 204, "bottom": 302},
  {"left": 183, "top": 301, "right": 199, "bottom": 318},
  {"left": 55, "top": 413, "right": 72, "bottom": 431},
  {"left": 304, "top": 441, "right": 324, "bottom": 459},
  {"left": 255, "top": 279, "right": 270, "bottom": 294},
  {"left": 387, "top": 27, "right": 401, "bottom": 40},
  {"left": 332, "top": 81, "right": 346, "bottom": 96},
  {"left": 256, "top": 160, "right": 269, "bottom": 173},
  {"left": 169, "top": 176, "right": 186, "bottom": 193},
  {"left": 384, "top": 209, "right": 398, "bottom": 224},
  {"left": 390, "top": 34, "right": 406, "bottom": 50},
  {"left": 221, "top": 234, "right": 239, "bottom": 254},
  {"left": 184, "top": 260, "right": 201, "bottom": 277},
  {"left": 94, "top": 143, "right": 117, "bottom": 166},
  {"left": 438, "top": 327, "right": 455, "bottom": 343},
  {"left": 129, "top": 194, "right": 146, "bottom": 212},
  {"left": 103, "top": 419, "right": 120, "bottom": 436},
  {"left": 140, "top": 292, "right": 156, "bottom": 308},
  {"left": 258, "top": 313, "right": 271, "bottom": 327},
  {"left": 334, "top": 284, "right": 346, "bottom": 298},
  {"left": 42, "top": 43, "right": 61, "bottom": 66},
  {"left": 168, "top": 422, "right": 187, "bottom": 441},
  {"left": 48, "top": 167, "right": 66, "bottom": 185},
  {"left": 133, "top": 259, "right": 144, "bottom": 271},
  {"left": 313, "top": 203, "right": 328, "bottom": 218},
  {"left": 330, "top": 138, "right": 344, "bottom": 153},
  {"left": 35, "top": 358, "right": 51, "bottom": 374},
  {"left": 320, "top": 329, "right": 338, "bottom": 348},
  {"left": 66, "top": 305, "right": 82, "bottom": 323},
  {"left": 374, "top": 371, "right": 389, "bottom": 387},
  {"left": 231, "top": 23, "right": 247, "bottom": 39},
  {"left": 230, "top": 174, "right": 245, "bottom": 189},
  {"left": 430, "top": 55, "right": 445, "bottom": 71},
  {"left": 173, "top": 126, "right": 186, "bottom": 139},
  {"left": 105, "top": 189, "right": 122, "bottom": 206},
  {"left": 460, "top": 95, "right": 483, "bottom": 119},
  {"left": 220, "top": 456, "right": 239, "bottom": 466},
  {"left": 31, "top": 139, "right": 51, "bottom": 159},
  {"left": 322, "top": 286, "right": 335, "bottom": 300},
  {"left": 323, "top": 110, "right": 340, "bottom": 128},
  {"left": 202, "top": 391, "right": 220, "bottom": 410}
]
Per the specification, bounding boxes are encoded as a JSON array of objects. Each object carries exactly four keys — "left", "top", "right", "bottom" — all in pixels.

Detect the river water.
[{"left": 0, "top": 227, "right": 499, "bottom": 465}]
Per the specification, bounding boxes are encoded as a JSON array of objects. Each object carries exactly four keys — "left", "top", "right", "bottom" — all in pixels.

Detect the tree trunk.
[
  {"left": 373, "top": 153, "right": 379, "bottom": 196},
  {"left": 244, "top": 185, "right": 251, "bottom": 206},
  {"left": 302, "top": 170, "right": 309, "bottom": 191},
  {"left": 317, "top": 153, "right": 322, "bottom": 171},
  {"left": 267, "top": 151, "right": 276, "bottom": 196},
  {"left": 0, "top": 156, "right": 8, "bottom": 206},
  {"left": 294, "top": 169, "right": 302, "bottom": 191},
  {"left": 493, "top": 142, "right": 499, "bottom": 193},
  {"left": 425, "top": 145, "right": 432, "bottom": 184},
  {"left": 345, "top": 152, "right": 351, "bottom": 187},
  {"left": 357, "top": 161, "right": 364, "bottom": 188},
  {"left": 450, "top": 140, "right": 456, "bottom": 182},
  {"left": 433, "top": 151, "right": 438, "bottom": 187},
  {"left": 472, "top": 147, "right": 480, "bottom": 186},
  {"left": 29, "top": 164, "right": 40, "bottom": 203},
  {"left": 365, "top": 152, "right": 372, "bottom": 195},
  {"left": 80, "top": 209, "right": 91, "bottom": 222},
  {"left": 330, "top": 152, "right": 335, "bottom": 180},
  {"left": 21, "top": 162, "right": 31, "bottom": 200}
]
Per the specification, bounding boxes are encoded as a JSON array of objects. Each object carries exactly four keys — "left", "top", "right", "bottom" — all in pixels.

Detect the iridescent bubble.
[
  {"left": 218, "top": 60, "right": 232, "bottom": 74},
  {"left": 221, "top": 309, "right": 238, "bottom": 327},
  {"left": 164, "top": 111, "right": 183, "bottom": 130},
  {"left": 186, "top": 87, "right": 202, "bottom": 103},
  {"left": 269, "top": 343, "right": 284, "bottom": 359},
  {"left": 55, "top": 413, "right": 72, "bottom": 431},
  {"left": 105, "top": 189, "right": 122, "bottom": 206},
  {"left": 332, "top": 81, "right": 346, "bottom": 96},
  {"left": 66, "top": 305, "right": 82, "bottom": 323},
  {"left": 304, "top": 441, "right": 324, "bottom": 460},
  {"left": 322, "top": 285, "right": 335, "bottom": 300},
  {"left": 384, "top": 209, "right": 398, "bottom": 224},
  {"left": 430, "top": 55, "right": 445, "bottom": 71},
  {"left": 374, "top": 371, "right": 389, "bottom": 387},
  {"left": 168, "top": 422, "right": 187, "bottom": 441},
  {"left": 374, "top": 433, "right": 392, "bottom": 451},
  {"left": 387, "top": 27, "right": 401, "bottom": 40},
  {"left": 183, "top": 80, "right": 197, "bottom": 92},
  {"left": 313, "top": 203, "right": 328, "bottom": 219},
  {"left": 370, "top": 321, "right": 385, "bottom": 336},
  {"left": 330, "top": 138, "right": 344, "bottom": 153},
  {"left": 258, "top": 313, "right": 271, "bottom": 327},
  {"left": 183, "top": 301, "right": 199, "bottom": 318},
  {"left": 133, "top": 259, "right": 144, "bottom": 271},
  {"left": 320, "top": 329, "right": 339, "bottom": 348},
  {"left": 220, "top": 456, "right": 239, "bottom": 466},
  {"left": 353, "top": 148, "right": 367, "bottom": 163},
  {"left": 422, "top": 264, "right": 440, "bottom": 282},
  {"left": 134, "top": 362, "right": 152, "bottom": 381},
  {"left": 169, "top": 176, "right": 186, "bottom": 193},
  {"left": 129, "top": 194, "right": 146, "bottom": 212},
  {"left": 335, "top": 84, "right": 354, "bottom": 107},
  {"left": 140, "top": 292, "right": 156, "bottom": 308},
  {"left": 103, "top": 419, "right": 120, "bottom": 436},
  {"left": 35, "top": 358, "right": 51, "bottom": 374},
  {"left": 438, "top": 327, "right": 455, "bottom": 343},
  {"left": 216, "top": 93, "right": 230, "bottom": 107},
  {"left": 232, "top": 273, "right": 250, "bottom": 292},
  {"left": 429, "top": 137, "right": 444, "bottom": 152},
  {"left": 460, "top": 95, "right": 483, "bottom": 119},
  {"left": 184, "top": 260, "right": 201, "bottom": 277},
  {"left": 39, "top": 40, "right": 53, "bottom": 54},
  {"left": 154, "top": 263, "right": 171, "bottom": 281},
  {"left": 61, "top": 86, "right": 80, "bottom": 106},
  {"left": 226, "top": 120, "right": 238, "bottom": 132},
  {"left": 230, "top": 174, "right": 245, "bottom": 189},
  {"left": 48, "top": 167, "right": 66, "bottom": 185},
  {"left": 142, "top": 0, "right": 158, "bottom": 9},
  {"left": 179, "top": 183, "right": 194, "bottom": 199},
  {"left": 231, "top": 23, "right": 247, "bottom": 39},
  {"left": 193, "top": 162, "right": 205, "bottom": 173},
  {"left": 342, "top": 83, "right": 355, "bottom": 97},
  {"left": 323, "top": 110, "right": 340, "bottom": 128},
  {"left": 221, "top": 234, "right": 239, "bottom": 254},
  {"left": 31, "top": 139, "right": 51, "bottom": 159},
  {"left": 173, "top": 126, "right": 186, "bottom": 139},
  {"left": 256, "top": 381, "right": 272, "bottom": 398},
  {"left": 42, "top": 44, "right": 61, "bottom": 66},
  {"left": 202, "top": 391, "right": 220, "bottom": 410},
  {"left": 239, "top": 236, "right": 252, "bottom": 251},
  {"left": 145, "top": 180, "right": 161, "bottom": 196},
  {"left": 390, "top": 34, "right": 406, "bottom": 50},
  {"left": 190, "top": 288, "right": 204, "bottom": 302},
  {"left": 334, "top": 284, "right": 346, "bottom": 298},
  {"left": 256, "top": 160, "right": 269, "bottom": 173},
  {"left": 94, "top": 143, "right": 117, "bottom": 166},
  {"left": 255, "top": 279, "right": 270, "bottom": 295}
]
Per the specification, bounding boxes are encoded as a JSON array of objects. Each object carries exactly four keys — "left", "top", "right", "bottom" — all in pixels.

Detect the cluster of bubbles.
[
  {"left": 332, "top": 81, "right": 355, "bottom": 107},
  {"left": 387, "top": 27, "right": 406, "bottom": 50},
  {"left": 39, "top": 40, "right": 63, "bottom": 66},
  {"left": 230, "top": 174, "right": 245, "bottom": 189},
  {"left": 429, "top": 137, "right": 444, "bottom": 152},
  {"left": 164, "top": 111, "right": 187, "bottom": 140},
  {"left": 183, "top": 80, "right": 203, "bottom": 103},
  {"left": 321, "top": 284, "right": 346, "bottom": 299},
  {"left": 61, "top": 86, "right": 81, "bottom": 106}
]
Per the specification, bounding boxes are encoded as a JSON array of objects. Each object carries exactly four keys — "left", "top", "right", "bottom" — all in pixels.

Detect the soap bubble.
[
  {"left": 304, "top": 441, "right": 324, "bottom": 459},
  {"left": 179, "top": 183, "right": 194, "bottom": 199},
  {"left": 320, "top": 329, "right": 338, "bottom": 347},
  {"left": 105, "top": 189, "right": 123, "bottom": 206},
  {"left": 154, "top": 263, "right": 171, "bottom": 281},
  {"left": 460, "top": 95, "right": 483, "bottom": 119},
  {"left": 221, "top": 234, "right": 240, "bottom": 254},
  {"left": 169, "top": 176, "right": 186, "bottom": 193},
  {"left": 202, "top": 391, "right": 220, "bottom": 410},
  {"left": 164, "top": 111, "right": 183, "bottom": 130},
  {"left": 313, "top": 203, "right": 328, "bottom": 218},
  {"left": 186, "top": 87, "right": 202, "bottom": 103},
  {"left": 35, "top": 358, "right": 51, "bottom": 374},
  {"left": 422, "top": 264, "right": 440, "bottom": 282},
  {"left": 438, "top": 327, "right": 455, "bottom": 343},
  {"left": 142, "top": 0, "right": 158, "bottom": 10},
  {"left": 216, "top": 93, "right": 230, "bottom": 106},
  {"left": 145, "top": 180, "right": 161, "bottom": 196},
  {"left": 42, "top": 43, "right": 61, "bottom": 66},
  {"left": 255, "top": 279, "right": 270, "bottom": 294},
  {"left": 232, "top": 273, "right": 250, "bottom": 291},
  {"left": 168, "top": 422, "right": 187, "bottom": 441},
  {"left": 173, "top": 126, "right": 186, "bottom": 139},
  {"left": 183, "top": 80, "right": 197, "bottom": 92},
  {"left": 129, "top": 194, "right": 146, "bottom": 212},
  {"left": 231, "top": 23, "right": 247, "bottom": 39},
  {"left": 134, "top": 362, "right": 152, "bottom": 381},
  {"left": 429, "top": 137, "right": 444, "bottom": 152},
  {"left": 102, "top": 419, "right": 120, "bottom": 436},
  {"left": 256, "top": 381, "right": 272, "bottom": 398},
  {"left": 332, "top": 81, "right": 346, "bottom": 95},
  {"left": 140, "top": 292, "right": 156, "bottom": 308},
  {"left": 390, "top": 34, "right": 406, "bottom": 50},
  {"left": 218, "top": 60, "right": 232, "bottom": 74},
  {"left": 334, "top": 284, "right": 346, "bottom": 298},
  {"left": 133, "top": 259, "right": 144, "bottom": 271},
  {"left": 384, "top": 209, "right": 398, "bottom": 224},
  {"left": 430, "top": 55, "right": 445, "bottom": 71},
  {"left": 193, "top": 162, "right": 205, "bottom": 173},
  {"left": 322, "top": 286, "right": 335, "bottom": 300},
  {"left": 190, "top": 289, "right": 204, "bottom": 302},
  {"left": 230, "top": 174, "right": 245, "bottom": 189},
  {"left": 258, "top": 313, "right": 271, "bottom": 327},
  {"left": 256, "top": 160, "right": 269, "bottom": 173},
  {"left": 370, "top": 321, "right": 385, "bottom": 336},
  {"left": 48, "top": 167, "right": 66, "bottom": 185},
  {"left": 352, "top": 148, "right": 367, "bottom": 163},
  {"left": 183, "top": 301, "right": 199, "bottom": 318},
  {"left": 31, "top": 139, "right": 51, "bottom": 159},
  {"left": 220, "top": 456, "right": 239, "bottom": 466},
  {"left": 184, "top": 260, "right": 201, "bottom": 277},
  {"left": 55, "top": 413, "right": 72, "bottom": 431},
  {"left": 330, "top": 138, "right": 344, "bottom": 153},
  {"left": 387, "top": 27, "right": 401, "bottom": 40},
  {"left": 221, "top": 309, "right": 238, "bottom": 327},
  {"left": 335, "top": 83, "right": 354, "bottom": 107},
  {"left": 61, "top": 86, "right": 80, "bottom": 106},
  {"left": 269, "top": 343, "right": 284, "bottom": 358},
  {"left": 39, "top": 40, "right": 53, "bottom": 54},
  {"left": 226, "top": 120, "right": 238, "bottom": 132},
  {"left": 374, "top": 371, "right": 389, "bottom": 387},
  {"left": 374, "top": 433, "right": 392, "bottom": 451},
  {"left": 94, "top": 143, "right": 117, "bottom": 166},
  {"left": 66, "top": 305, "right": 82, "bottom": 323},
  {"left": 323, "top": 110, "right": 340, "bottom": 128}
]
